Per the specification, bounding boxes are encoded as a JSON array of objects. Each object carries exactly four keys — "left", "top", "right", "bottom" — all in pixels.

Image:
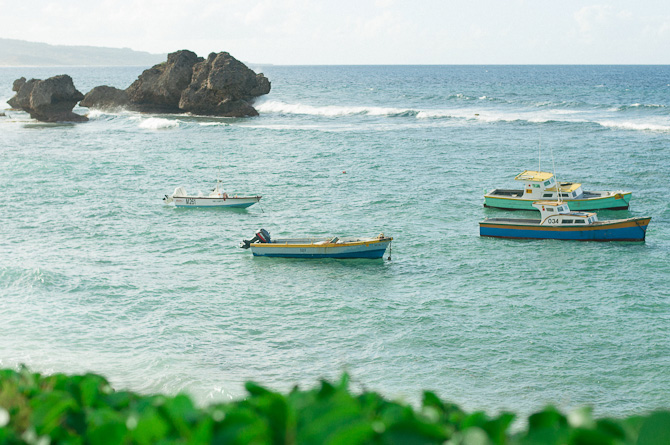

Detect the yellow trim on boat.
[
  {"left": 514, "top": 170, "right": 553, "bottom": 182},
  {"left": 484, "top": 192, "right": 630, "bottom": 202},
  {"left": 251, "top": 238, "right": 393, "bottom": 249},
  {"left": 479, "top": 219, "right": 649, "bottom": 231}
]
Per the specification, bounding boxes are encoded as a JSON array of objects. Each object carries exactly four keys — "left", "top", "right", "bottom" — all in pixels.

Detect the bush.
[{"left": 0, "top": 367, "right": 668, "bottom": 444}]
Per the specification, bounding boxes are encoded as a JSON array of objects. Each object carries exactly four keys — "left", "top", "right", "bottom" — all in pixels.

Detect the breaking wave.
[
  {"left": 612, "top": 103, "right": 667, "bottom": 112},
  {"left": 138, "top": 117, "right": 179, "bottom": 130},
  {"left": 254, "top": 100, "right": 417, "bottom": 117},
  {"left": 251, "top": 99, "right": 670, "bottom": 133},
  {"left": 596, "top": 121, "right": 670, "bottom": 132}
]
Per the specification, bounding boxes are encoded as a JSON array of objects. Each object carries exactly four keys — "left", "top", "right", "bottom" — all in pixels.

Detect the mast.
[
  {"left": 550, "top": 144, "right": 562, "bottom": 205},
  {"left": 538, "top": 133, "right": 542, "bottom": 174}
]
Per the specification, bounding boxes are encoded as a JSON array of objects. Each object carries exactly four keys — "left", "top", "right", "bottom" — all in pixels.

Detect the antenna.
[
  {"left": 538, "top": 132, "right": 542, "bottom": 173},
  {"left": 550, "top": 144, "right": 561, "bottom": 205}
]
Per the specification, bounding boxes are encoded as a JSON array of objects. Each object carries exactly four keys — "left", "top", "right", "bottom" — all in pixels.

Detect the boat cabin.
[
  {"left": 532, "top": 201, "right": 598, "bottom": 226},
  {"left": 515, "top": 170, "right": 585, "bottom": 200}
]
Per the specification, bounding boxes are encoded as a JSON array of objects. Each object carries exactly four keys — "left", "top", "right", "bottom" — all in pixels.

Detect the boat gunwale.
[
  {"left": 479, "top": 217, "right": 651, "bottom": 232},
  {"left": 483, "top": 191, "right": 632, "bottom": 202},
  {"left": 250, "top": 237, "right": 393, "bottom": 249},
  {"left": 173, "top": 195, "right": 262, "bottom": 200}
]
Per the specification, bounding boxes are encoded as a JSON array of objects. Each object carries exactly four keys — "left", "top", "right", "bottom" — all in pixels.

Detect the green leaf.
[
  {"left": 636, "top": 411, "right": 670, "bottom": 445},
  {"left": 30, "top": 390, "right": 77, "bottom": 436}
]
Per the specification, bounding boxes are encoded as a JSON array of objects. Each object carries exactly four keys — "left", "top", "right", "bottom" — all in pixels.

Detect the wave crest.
[
  {"left": 254, "top": 100, "right": 417, "bottom": 117},
  {"left": 138, "top": 118, "right": 179, "bottom": 130},
  {"left": 597, "top": 120, "right": 670, "bottom": 132}
]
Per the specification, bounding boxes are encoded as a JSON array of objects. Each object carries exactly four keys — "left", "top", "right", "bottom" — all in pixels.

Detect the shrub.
[{"left": 0, "top": 367, "right": 668, "bottom": 444}]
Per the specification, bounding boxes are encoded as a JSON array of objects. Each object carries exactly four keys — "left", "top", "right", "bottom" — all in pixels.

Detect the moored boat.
[
  {"left": 484, "top": 170, "right": 631, "bottom": 211},
  {"left": 480, "top": 201, "right": 651, "bottom": 241},
  {"left": 241, "top": 229, "right": 393, "bottom": 258},
  {"left": 164, "top": 180, "right": 261, "bottom": 208}
]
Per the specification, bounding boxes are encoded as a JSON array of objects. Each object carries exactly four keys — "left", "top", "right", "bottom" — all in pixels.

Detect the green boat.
[{"left": 484, "top": 170, "right": 632, "bottom": 211}]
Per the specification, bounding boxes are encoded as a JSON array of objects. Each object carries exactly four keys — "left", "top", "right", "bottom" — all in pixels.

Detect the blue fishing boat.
[
  {"left": 480, "top": 201, "right": 651, "bottom": 241},
  {"left": 241, "top": 229, "right": 393, "bottom": 258}
]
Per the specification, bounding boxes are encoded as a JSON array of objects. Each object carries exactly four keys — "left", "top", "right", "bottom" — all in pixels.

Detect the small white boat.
[
  {"left": 163, "top": 180, "right": 261, "bottom": 208},
  {"left": 241, "top": 229, "right": 393, "bottom": 259}
]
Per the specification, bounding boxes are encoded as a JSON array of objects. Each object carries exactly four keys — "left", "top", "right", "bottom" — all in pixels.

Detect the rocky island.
[
  {"left": 7, "top": 75, "right": 88, "bottom": 122},
  {"left": 82, "top": 50, "right": 270, "bottom": 117},
  {"left": 6, "top": 49, "right": 271, "bottom": 122}
]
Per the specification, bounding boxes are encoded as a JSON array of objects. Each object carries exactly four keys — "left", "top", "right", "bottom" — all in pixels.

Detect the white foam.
[
  {"left": 629, "top": 103, "right": 665, "bottom": 109},
  {"left": 597, "top": 120, "right": 670, "bottom": 132},
  {"left": 138, "top": 118, "right": 179, "bottom": 130},
  {"left": 86, "top": 109, "right": 107, "bottom": 119},
  {"left": 254, "top": 100, "right": 413, "bottom": 117},
  {"left": 199, "top": 122, "right": 229, "bottom": 127}
]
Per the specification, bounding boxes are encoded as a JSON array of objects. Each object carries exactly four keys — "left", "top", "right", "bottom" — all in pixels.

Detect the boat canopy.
[
  {"left": 514, "top": 170, "right": 554, "bottom": 182},
  {"left": 546, "top": 182, "right": 582, "bottom": 193}
]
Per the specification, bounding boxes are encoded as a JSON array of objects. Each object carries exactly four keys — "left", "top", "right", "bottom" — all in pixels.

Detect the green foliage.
[{"left": 0, "top": 367, "right": 668, "bottom": 444}]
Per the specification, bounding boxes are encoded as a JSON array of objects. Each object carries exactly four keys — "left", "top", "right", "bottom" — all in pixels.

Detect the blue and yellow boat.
[
  {"left": 484, "top": 170, "right": 631, "bottom": 211},
  {"left": 241, "top": 229, "right": 393, "bottom": 258},
  {"left": 480, "top": 201, "right": 650, "bottom": 241}
]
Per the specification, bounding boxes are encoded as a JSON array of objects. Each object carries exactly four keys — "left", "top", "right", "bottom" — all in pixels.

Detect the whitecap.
[
  {"left": 254, "top": 100, "right": 413, "bottom": 117},
  {"left": 597, "top": 120, "right": 670, "bottom": 132},
  {"left": 199, "top": 122, "right": 229, "bottom": 127},
  {"left": 138, "top": 118, "right": 179, "bottom": 130}
]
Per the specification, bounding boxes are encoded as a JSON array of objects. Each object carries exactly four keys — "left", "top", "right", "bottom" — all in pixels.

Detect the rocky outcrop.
[
  {"left": 79, "top": 86, "right": 129, "bottom": 110},
  {"left": 12, "top": 77, "right": 26, "bottom": 93},
  {"left": 178, "top": 52, "right": 271, "bottom": 117},
  {"left": 7, "top": 75, "right": 87, "bottom": 122},
  {"left": 125, "top": 50, "right": 203, "bottom": 112},
  {"left": 80, "top": 50, "right": 270, "bottom": 117}
]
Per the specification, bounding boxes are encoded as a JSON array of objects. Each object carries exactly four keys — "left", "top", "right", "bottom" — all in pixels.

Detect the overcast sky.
[{"left": 2, "top": 0, "right": 669, "bottom": 64}]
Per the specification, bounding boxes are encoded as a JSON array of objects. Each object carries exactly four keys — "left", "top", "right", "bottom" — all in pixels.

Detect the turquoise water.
[{"left": 1, "top": 65, "right": 669, "bottom": 418}]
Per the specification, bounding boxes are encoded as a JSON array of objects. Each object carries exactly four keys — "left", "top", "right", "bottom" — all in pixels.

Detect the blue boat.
[{"left": 480, "top": 201, "right": 651, "bottom": 241}]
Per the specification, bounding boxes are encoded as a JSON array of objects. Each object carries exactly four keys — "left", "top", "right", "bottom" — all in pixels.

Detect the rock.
[
  {"left": 178, "top": 52, "right": 271, "bottom": 117},
  {"left": 80, "top": 86, "right": 129, "bottom": 110},
  {"left": 124, "top": 50, "right": 203, "bottom": 112},
  {"left": 79, "top": 49, "right": 271, "bottom": 117},
  {"left": 7, "top": 75, "right": 87, "bottom": 122},
  {"left": 12, "top": 77, "right": 26, "bottom": 92}
]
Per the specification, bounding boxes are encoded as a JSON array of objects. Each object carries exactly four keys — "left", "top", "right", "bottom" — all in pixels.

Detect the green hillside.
[{"left": 0, "top": 38, "right": 165, "bottom": 66}]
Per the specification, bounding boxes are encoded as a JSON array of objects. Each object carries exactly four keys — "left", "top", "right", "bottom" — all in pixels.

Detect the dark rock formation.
[
  {"left": 178, "top": 52, "right": 271, "bottom": 117},
  {"left": 80, "top": 50, "right": 270, "bottom": 117},
  {"left": 125, "top": 50, "right": 203, "bottom": 112},
  {"left": 7, "top": 75, "right": 87, "bottom": 122},
  {"left": 12, "top": 77, "right": 26, "bottom": 92},
  {"left": 79, "top": 85, "right": 129, "bottom": 109}
]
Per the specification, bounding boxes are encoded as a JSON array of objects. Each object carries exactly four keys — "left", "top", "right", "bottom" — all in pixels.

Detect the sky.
[{"left": 2, "top": 0, "right": 670, "bottom": 64}]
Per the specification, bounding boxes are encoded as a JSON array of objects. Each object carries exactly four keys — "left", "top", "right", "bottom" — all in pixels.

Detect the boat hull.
[
  {"left": 173, "top": 196, "right": 261, "bottom": 208},
  {"left": 480, "top": 217, "right": 651, "bottom": 241},
  {"left": 484, "top": 191, "right": 631, "bottom": 211},
  {"left": 250, "top": 239, "right": 392, "bottom": 258}
]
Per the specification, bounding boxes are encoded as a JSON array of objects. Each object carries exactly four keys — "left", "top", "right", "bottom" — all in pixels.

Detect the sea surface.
[{"left": 1, "top": 65, "right": 669, "bottom": 420}]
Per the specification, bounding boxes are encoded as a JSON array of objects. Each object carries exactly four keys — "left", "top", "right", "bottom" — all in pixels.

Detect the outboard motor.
[
  {"left": 241, "top": 228, "right": 271, "bottom": 249},
  {"left": 256, "top": 228, "right": 270, "bottom": 243}
]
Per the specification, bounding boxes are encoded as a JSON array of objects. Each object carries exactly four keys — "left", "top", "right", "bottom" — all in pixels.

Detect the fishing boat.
[
  {"left": 480, "top": 201, "right": 650, "bottom": 241},
  {"left": 163, "top": 180, "right": 261, "bottom": 208},
  {"left": 484, "top": 170, "right": 631, "bottom": 211},
  {"left": 240, "top": 229, "right": 393, "bottom": 259}
]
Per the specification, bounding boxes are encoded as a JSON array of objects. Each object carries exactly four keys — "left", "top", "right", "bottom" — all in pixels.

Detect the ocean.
[{"left": 1, "top": 65, "right": 669, "bottom": 419}]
